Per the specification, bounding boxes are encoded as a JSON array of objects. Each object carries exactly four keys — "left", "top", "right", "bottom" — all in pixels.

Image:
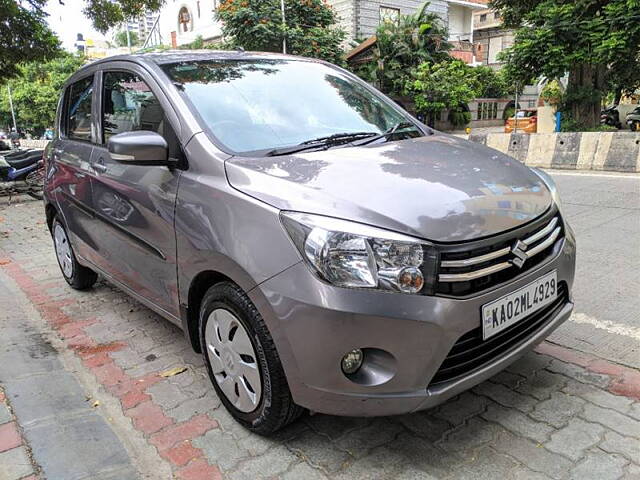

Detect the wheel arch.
[
  {"left": 45, "top": 201, "right": 58, "bottom": 233},
  {"left": 183, "top": 270, "right": 245, "bottom": 353}
]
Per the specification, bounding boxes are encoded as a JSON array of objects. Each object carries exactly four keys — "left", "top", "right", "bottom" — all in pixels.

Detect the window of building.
[
  {"left": 477, "top": 101, "right": 498, "bottom": 120},
  {"left": 197, "top": 1, "right": 200, "bottom": 18},
  {"left": 480, "top": 13, "right": 487, "bottom": 22},
  {"left": 178, "top": 7, "right": 193, "bottom": 33},
  {"left": 380, "top": 6, "right": 400, "bottom": 24},
  {"left": 66, "top": 75, "right": 94, "bottom": 142},
  {"left": 102, "top": 71, "right": 164, "bottom": 143}
]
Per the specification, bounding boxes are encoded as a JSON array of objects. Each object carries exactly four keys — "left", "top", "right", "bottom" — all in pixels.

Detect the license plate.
[{"left": 482, "top": 271, "right": 557, "bottom": 340}]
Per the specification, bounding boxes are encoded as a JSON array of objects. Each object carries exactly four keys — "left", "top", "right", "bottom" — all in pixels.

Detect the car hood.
[{"left": 225, "top": 134, "right": 552, "bottom": 242}]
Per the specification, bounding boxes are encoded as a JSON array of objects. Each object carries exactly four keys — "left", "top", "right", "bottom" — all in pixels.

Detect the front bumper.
[{"left": 249, "top": 227, "right": 576, "bottom": 417}]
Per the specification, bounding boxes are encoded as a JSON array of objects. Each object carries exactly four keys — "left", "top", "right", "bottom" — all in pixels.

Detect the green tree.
[
  {"left": 114, "top": 29, "right": 140, "bottom": 47},
  {"left": 364, "top": 2, "right": 452, "bottom": 96},
  {"left": 409, "top": 59, "right": 481, "bottom": 127},
  {"left": 0, "top": 0, "right": 60, "bottom": 81},
  {"left": 216, "top": 0, "right": 346, "bottom": 65},
  {"left": 472, "top": 66, "right": 508, "bottom": 98},
  {"left": 0, "top": 53, "right": 85, "bottom": 134},
  {"left": 1, "top": 0, "right": 165, "bottom": 83},
  {"left": 491, "top": 0, "right": 640, "bottom": 128}
]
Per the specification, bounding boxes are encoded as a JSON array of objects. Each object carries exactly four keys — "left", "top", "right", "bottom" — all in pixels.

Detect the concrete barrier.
[
  {"left": 466, "top": 132, "right": 640, "bottom": 173},
  {"left": 20, "top": 139, "right": 50, "bottom": 149}
]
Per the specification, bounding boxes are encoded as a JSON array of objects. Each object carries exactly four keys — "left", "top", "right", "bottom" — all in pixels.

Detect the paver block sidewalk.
[
  {"left": 1, "top": 197, "right": 639, "bottom": 480},
  {"left": 0, "top": 387, "right": 39, "bottom": 480}
]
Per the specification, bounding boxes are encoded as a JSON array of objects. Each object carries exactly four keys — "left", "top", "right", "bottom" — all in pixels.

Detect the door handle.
[{"left": 92, "top": 158, "right": 107, "bottom": 173}]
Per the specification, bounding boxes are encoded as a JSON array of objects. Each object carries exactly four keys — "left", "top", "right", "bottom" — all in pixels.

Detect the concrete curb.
[{"left": 466, "top": 132, "right": 640, "bottom": 173}]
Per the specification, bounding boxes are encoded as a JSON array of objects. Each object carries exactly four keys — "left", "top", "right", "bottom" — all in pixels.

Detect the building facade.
[
  {"left": 141, "top": 0, "right": 223, "bottom": 48},
  {"left": 330, "top": 0, "right": 486, "bottom": 63},
  {"left": 472, "top": 8, "right": 513, "bottom": 69}
]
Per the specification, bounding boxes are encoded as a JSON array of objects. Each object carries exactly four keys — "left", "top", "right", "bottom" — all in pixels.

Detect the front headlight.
[{"left": 280, "top": 212, "right": 437, "bottom": 294}]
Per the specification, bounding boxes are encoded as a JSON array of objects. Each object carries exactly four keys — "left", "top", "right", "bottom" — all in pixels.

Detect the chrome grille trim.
[
  {"left": 439, "top": 262, "right": 512, "bottom": 282},
  {"left": 525, "top": 226, "right": 561, "bottom": 258},
  {"left": 522, "top": 217, "right": 558, "bottom": 246},
  {"left": 440, "top": 246, "right": 511, "bottom": 268},
  {"left": 438, "top": 216, "right": 562, "bottom": 283}
]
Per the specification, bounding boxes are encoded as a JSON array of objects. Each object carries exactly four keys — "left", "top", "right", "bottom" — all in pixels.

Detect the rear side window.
[
  {"left": 102, "top": 71, "right": 163, "bottom": 143},
  {"left": 66, "top": 75, "right": 94, "bottom": 141}
]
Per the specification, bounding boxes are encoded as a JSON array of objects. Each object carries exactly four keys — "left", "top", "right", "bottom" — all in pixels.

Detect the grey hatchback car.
[{"left": 44, "top": 51, "right": 576, "bottom": 434}]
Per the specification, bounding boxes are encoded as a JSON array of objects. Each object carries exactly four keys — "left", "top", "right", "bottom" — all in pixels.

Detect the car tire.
[
  {"left": 199, "top": 281, "right": 303, "bottom": 435},
  {"left": 52, "top": 216, "right": 98, "bottom": 290}
]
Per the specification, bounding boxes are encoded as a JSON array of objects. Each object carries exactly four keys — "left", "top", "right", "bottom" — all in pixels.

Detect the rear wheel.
[
  {"left": 199, "top": 282, "right": 303, "bottom": 435},
  {"left": 52, "top": 217, "right": 97, "bottom": 290}
]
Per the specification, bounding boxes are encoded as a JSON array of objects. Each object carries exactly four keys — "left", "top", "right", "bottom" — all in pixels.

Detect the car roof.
[{"left": 71, "top": 50, "right": 319, "bottom": 76}]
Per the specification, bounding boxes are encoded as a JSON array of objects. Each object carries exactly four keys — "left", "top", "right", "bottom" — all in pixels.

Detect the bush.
[
  {"left": 540, "top": 79, "right": 563, "bottom": 105},
  {"left": 409, "top": 59, "right": 481, "bottom": 126},
  {"left": 449, "top": 109, "right": 471, "bottom": 127}
]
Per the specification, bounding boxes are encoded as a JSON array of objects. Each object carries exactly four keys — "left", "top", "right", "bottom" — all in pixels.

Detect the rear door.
[
  {"left": 88, "top": 64, "right": 183, "bottom": 319},
  {"left": 50, "top": 73, "right": 98, "bottom": 263}
]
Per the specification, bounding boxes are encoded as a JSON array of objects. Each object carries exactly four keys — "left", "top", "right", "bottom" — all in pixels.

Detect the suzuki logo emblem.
[{"left": 511, "top": 240, "right": 528, "bottom": 268}]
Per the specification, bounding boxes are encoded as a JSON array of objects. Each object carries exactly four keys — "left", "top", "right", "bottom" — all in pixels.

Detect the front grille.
[
  {"left": 435, "top": 212, "right": 563, "bottom": 297},
  {"left": 428, "top": 282, "right": 568, "bottom": 387}
]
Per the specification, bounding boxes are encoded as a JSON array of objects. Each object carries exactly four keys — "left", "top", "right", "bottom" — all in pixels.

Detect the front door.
[{"left": 88, "top": 68, "right": 183, "bottom": 318}]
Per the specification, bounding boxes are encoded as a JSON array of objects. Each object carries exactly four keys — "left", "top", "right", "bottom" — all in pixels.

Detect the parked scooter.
[
  {"left": 600, "top": 106, "right": 622, "bottom": 129},
  {"left": 626, "top": 106, "right": 640, "bottom": 131},
  {"left": 0, "top": 149, "right": 45, "bottom": 201}
]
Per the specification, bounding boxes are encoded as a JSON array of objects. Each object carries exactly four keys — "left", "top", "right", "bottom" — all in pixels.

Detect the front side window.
[
  {"left": 102, "top": 71, "right": 164, "bottom": 143},
  {"left": 163, "top": 59, "right": 415, "bottom": 154},
  {"left": 66, "top": 75, "right": 94, "bottom": 141}
]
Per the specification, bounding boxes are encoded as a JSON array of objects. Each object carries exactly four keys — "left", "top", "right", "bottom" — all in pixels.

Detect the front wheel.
[
  {"left": 199, "top": 282, "right": 303, "bottom": 435},
  {"left": 52, "top": 217, "right": 97, "bottom": 290},
  {"left": 25, "top": 167, "right": 44, "bottom": 200}
]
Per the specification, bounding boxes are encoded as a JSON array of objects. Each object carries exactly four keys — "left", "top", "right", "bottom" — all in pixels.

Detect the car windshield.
[{"left": 162, "top": 59, "right": 418, "bottom": 154}]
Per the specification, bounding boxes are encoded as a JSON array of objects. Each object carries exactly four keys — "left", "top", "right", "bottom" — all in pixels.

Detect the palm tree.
[{"left": 370, "top": 2, "right": 452, "bottom": 96}]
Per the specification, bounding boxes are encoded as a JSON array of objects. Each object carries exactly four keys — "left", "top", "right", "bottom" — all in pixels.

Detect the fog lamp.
[{"left": 341, "top": 349, "right": 363, "bottom": 375}]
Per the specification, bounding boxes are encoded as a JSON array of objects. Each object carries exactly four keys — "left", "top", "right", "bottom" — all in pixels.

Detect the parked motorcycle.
[
  {"left": 626, "top": 106, "right": 640, "bottom": 131},
  {"left": 600, "top": 106, "right": 622, "bottom": 129},
  {"left": 0, "top": 149, "right": 45, "bottom": 201}
]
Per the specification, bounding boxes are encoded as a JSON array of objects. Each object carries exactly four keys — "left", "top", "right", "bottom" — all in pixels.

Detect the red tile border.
[
  {"left": 536, "top": 341, "right": 640, "bottom": 401},
  {"left": 1, "top": 259, "right": 222, "bottom": 478},
  {"left": 0, "top": 422, "right": 22, "bottom": 453}
]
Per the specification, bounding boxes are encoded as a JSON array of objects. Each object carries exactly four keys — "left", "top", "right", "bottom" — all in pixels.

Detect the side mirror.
[{"left": 107, "top": 131, "right": 169, "bottom": 166}]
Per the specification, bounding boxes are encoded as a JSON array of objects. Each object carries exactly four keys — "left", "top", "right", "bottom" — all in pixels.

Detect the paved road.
[
  {"left": 0, "top": 170, "right": 638, "bottom": 480},
  {"left": 546, "top": 171, "right": 640, "bottom": 368}
]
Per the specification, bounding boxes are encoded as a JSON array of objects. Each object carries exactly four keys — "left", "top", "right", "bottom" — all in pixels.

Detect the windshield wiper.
[
  {"left": 266, "top": 131, "right": 378, "bottom": 157},
  {"left": 350, "top": 121, "right": 421, "bottom": 146}
]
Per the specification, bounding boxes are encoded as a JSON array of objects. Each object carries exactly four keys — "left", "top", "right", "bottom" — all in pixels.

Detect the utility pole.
[
  {"left": 513, "top": 88, "right": 519, "bottom": 134},
  {"left": 280, "top": 0, "right": 286, "bottom": 54},
  {"left": 7, "top": 86, "right": 17, "bottom": 132},
  {"left": 126, "top": 23, "right": 132, "bottom": 53}
]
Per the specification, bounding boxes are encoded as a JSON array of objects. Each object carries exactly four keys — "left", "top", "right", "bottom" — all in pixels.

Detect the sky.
[{"left": 45, "top": 0, "right": 108, "bottom": 51}]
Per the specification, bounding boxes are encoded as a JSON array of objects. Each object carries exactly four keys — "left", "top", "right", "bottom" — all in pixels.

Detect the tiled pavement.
[{"left": 0, "top": 196, "right": 639, "bottom": 480}]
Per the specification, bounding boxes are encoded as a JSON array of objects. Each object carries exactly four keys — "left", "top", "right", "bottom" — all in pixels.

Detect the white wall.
[
  {"left": 448, "top": 4, "right": 472, "bottom": 41},
  {"left": 155, "top": 0, "right": 222, "bottom": 47}
]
